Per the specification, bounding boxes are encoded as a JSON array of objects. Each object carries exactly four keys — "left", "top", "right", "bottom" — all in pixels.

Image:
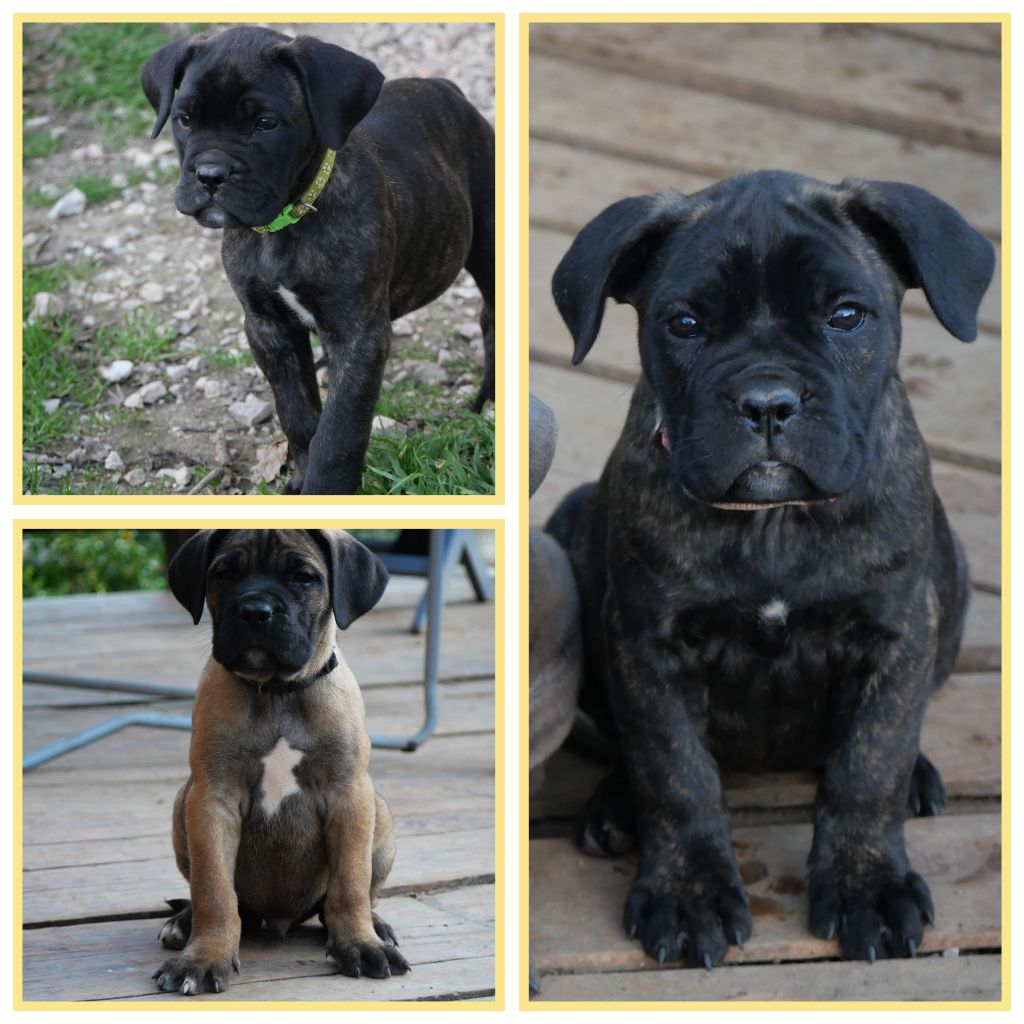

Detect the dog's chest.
[
  {"left": 671, "top": 597, "right": 893, "bottom": 769},
  {"left": 257, "top": 737, "right": 305, "bottom": 815}
]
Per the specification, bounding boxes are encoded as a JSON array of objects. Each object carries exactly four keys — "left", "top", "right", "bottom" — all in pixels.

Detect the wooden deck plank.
[
  {"left": 531, "top": 671, "right": 1001, "bottom": 821},
  {"left": 22, "top": 885, "right": 495, "bottom": 1003},
  {"left": 533, "top": 953, "right": 1001, "bottom": 1002},
  {"left": 877, "top": 23, "right": 1001, "bottom": 56},
  {"left": 529, "top": 140, "right": 1003, "bottom": 329},
  {"left": 529, "top": 55, "right": 1001, "bottom": 239},
  {"left": 530, "top": 23, "right": 1000, "bottom": 153},
  {"left": 529, "top": 813, "right": 1001, "bottom": 975}
]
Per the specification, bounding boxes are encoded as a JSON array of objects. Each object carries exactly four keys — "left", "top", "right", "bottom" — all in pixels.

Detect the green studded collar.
[{"left": 252, "top": 148, "right": 337, "bottom": 234}]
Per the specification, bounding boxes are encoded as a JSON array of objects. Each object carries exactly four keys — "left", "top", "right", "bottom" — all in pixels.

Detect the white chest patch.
[
  {"left": 259, "top": 738, "right": 304, "bottom": 815},
  {"left": 277, "top": 285, "right": 318, "bottom": 332},
  {"left": 759, "top": 597, "right": 789, "bottom": 624}
]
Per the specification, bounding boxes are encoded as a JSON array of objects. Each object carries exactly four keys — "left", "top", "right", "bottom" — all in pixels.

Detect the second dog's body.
[{"left": 154, "top": 529, "right": 408, "bottom": 995}]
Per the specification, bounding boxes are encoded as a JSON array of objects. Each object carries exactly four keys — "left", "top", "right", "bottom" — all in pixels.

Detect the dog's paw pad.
[{"left": 908, "top": 753, "right": 946, "bottom": 817}]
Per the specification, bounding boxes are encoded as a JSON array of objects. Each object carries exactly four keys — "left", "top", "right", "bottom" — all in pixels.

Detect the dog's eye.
[
  {"left": 176, "top": 113, "right": 193, "bottom": 130},
  {"left": 667, "top": 313, "right": 702, "bottom": 339},
  {"left": 290, "top": 570, "right": 318, "bottom": 585},
  {"left": 255, "top": 116, "right": 279, "bottom": 131},
  {"left": 826, "top": 305, "right": 867, "bottom": 332}
]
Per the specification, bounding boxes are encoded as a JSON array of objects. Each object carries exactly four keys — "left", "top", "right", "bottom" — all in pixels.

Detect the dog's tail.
[{"left": 544, "top": 482, "right": 595, "bottom": 551}]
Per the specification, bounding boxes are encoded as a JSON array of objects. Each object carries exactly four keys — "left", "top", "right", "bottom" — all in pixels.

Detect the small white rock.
[
  {"left": 228, "top": 393, "right": 274, "bottom": 426},
  {"left": 372, "top": 415, "right": 403, "bottom": 436},
  {"left": 392, "top": 316, "right": 415, "bottom": 337},
  {"left": 111, "top": 172, "right": 129, "bottom": 189},
  {"left": 166, "top": 364, "right": 189, "bottom": 383},
  {"left": 151, "top": 139, "right": 175, "bottom": 156},
  {"left": 185, "top": 355, "right": 205, "bottom": 372},
  {"left": 123, "top": 201, "right": 146, "bottom": 217},
  {"left": 100, "top": 234, "right": 122, "bottom": 252},
  {"left": 104, "top": 450, "right": 124, "bottom": 471},
  {"left": 200, "top": 378, "right": 224, "bottom": 400},
  {"left": 140, "top": 282, "right": 165, "bottom": 304},
  {"left": 101, "top": 360, "right": 134, "bottom": 384},
  {"left": 28, "top": 292, "right": 64, "bottom": 323},
  {"left": 124, "top": 467, "right": 147, "bottom": 486},
  {"left": 42, "top": 398, "right": 62, "bottom": 415},
  {"left": 48, "top": 188, "right": 87, "bottom": 220},
  {"left": 156, "top": 465, "right": 190, "bottom": 489},
  {"left": 457, "top": 320, "right": 483, "bottom": 341},
  {"left": 124, "top": 380, "right": 168, "bottom": 408}
]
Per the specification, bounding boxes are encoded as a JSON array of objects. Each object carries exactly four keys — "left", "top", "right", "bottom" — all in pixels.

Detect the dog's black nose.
[
  {"left": 238, "top": 598, "right": 274, "bottom": 625},
  {"left": 738, "top": 384, "right": 801, "bottom": 434},
  {"left": 195, "top": 162, "right": 229, "bottom": 190}
]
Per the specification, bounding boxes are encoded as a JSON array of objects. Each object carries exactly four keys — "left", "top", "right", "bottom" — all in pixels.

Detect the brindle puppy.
[
  {"left": 547, "top": 171, "right": 994, "bottom": 968},
  {"left": 153, "top": 529, "right": 409, "bottom": 995},
  {"left": 142, "top": 27, "right": 495, "bottom": 494}
]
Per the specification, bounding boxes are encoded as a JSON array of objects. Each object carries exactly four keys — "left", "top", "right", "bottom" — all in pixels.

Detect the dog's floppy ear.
[
  {"left": 310, "top": 530, "right": 389, "bottom": 630},
  {"left": 841, "top": 178, "right": 995, "bottom": 342},
  {"left": 167, "top": 530, "right": 222, "bottom": 625},
  {"left": 141, "top": 36, "right": 200, "bottom": 139},
  {"left": 553, "top": 191, "right": 685, "bottom": 365},
  {"left": 278, "top": 36, "right": 384, "bottom": 150}
]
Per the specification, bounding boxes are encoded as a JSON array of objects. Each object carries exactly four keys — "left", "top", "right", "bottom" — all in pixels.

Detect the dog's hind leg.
[
  {"left": 577, "top": 766, "right": 636, "bottom": 857},
  {"left": 907, "top": 752, "right": 946, "bottom": 817},
  {"left": 465, "top": 191, "right": 495, "bottom": 412}
]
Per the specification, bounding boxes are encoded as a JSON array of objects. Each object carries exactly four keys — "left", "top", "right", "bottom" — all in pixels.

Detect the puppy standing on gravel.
[
  {"left": 141, "top": 26, "right": 495, "bottom": 494},
  {"left": 154, "top": 529, "right": 409, "bottom": 995},
  {"left": 548, "top": 171, "right": 994, "bottom": 969}
]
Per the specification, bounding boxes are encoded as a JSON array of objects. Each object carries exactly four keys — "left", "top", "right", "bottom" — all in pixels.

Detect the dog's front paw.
[
  {"left": 624, "top": 844, "right": 751, "bottom": 968},
  {"left": 327, "top": 936, "right": 411, "bottom": 979},
  {"left": 153, "top": 948, "right": 240, "bottom": 995},
  {"left": 809, "top": 865, "right": 934, "bottom": 960}
]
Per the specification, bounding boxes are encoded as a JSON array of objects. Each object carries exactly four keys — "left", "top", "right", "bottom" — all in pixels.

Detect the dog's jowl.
[
  {"left": 547, "top": 171, "right": 994, "bottom": 967},
  {"left": 153, "top": 529, "right": 408, "bottom": 995},
  {"left": 142, "top": 27, "right": 495, "bottom": 494}
]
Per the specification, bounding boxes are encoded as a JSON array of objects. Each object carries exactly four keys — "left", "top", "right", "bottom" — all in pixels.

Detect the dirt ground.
[{"left": 21, "top": 22, "right": 496, "bottom": 495}]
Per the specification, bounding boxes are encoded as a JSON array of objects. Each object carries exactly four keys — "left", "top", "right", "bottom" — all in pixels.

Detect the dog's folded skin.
[
  {"left": 142, "top": 28, "right": 495, "bottom": 494},
  {"left": 549, "top": 170, "right": 992, "bottom": 968},
  {"left": 153, "top": 529, "right": 410, "bottom": 995}
]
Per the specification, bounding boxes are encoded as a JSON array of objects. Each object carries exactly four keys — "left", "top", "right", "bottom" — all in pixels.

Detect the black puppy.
[
  {"left": 142, "top": 26, "right": 495, "bottom": 494},
  {"left": 548, "top": 171, "right": 994, "bottom": 967}
]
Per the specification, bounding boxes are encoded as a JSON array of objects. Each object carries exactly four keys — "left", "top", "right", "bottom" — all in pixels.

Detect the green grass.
[
  {"left": 95, "top": 310, "right": 176, "bottom": 362},
  {"left": 204, "top": 347, "right": 253, "bottom": 372},
  {"left": 22, "top": 128, "right": 61, "bottom": 162},
  {"left": 22, "top": 529, "right": 167, "bottom": 597},
  {"left": 22, "top": 23, "right": 207, "bottom": 148},
  {"left": 22, "top": 262, "right": 171, "bottom": 452},
  {"left": 73, "top": 175, "right": 121, "bottom": 205},
  {"left": 359, "top": 371, "right": 494, "bottom": 495}
]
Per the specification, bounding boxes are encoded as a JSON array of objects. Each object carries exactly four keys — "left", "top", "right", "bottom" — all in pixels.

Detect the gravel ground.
[{"left": 22, "top": 21, "right": 495, "bottom": 495}]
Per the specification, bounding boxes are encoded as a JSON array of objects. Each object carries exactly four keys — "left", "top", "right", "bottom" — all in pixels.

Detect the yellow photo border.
[
  {"left": 519, "top": 9, "right": 1010, "bottom": 1012},
  {"left": 13, "top": 517, "right": 505, "bottom": 1009},
  {"left": 14, "top": 13, "right": 506, "bottom": 506}
]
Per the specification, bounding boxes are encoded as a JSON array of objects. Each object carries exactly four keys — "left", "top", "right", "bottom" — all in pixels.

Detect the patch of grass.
[
  {"left": 23, "top": 128, "right": 61, "bottom": 162},
  {"left": 204, "top": 347, "right": 252, "bottom": 372},
  {"left": 23, "top": 186, "right": 57, "bottom": 208},
  {"left": 73, "top": 174, "right": 121, "bottom": 205},
  {"left": 22, "top": 529, "right": 167, "bottom": 597},
  {"left": 23, "top": 259, "right": 96, "bottom": 319},
  {"left": 361, "top": 408, "right": 494, "bottom": 495},
  {"left": 95, "top": 310, "right": 176, "bottom": 362},
  {"left": 22, "top": 23, "right": 207, "bottom": 149}
]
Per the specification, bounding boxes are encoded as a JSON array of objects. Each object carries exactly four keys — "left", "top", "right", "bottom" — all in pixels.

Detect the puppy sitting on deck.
[
  {"left": 548, "top": 171, "right": 994, "bottom": 969},
  {"left": 154, "top": 529, "right": 408, "bottom": 995}
]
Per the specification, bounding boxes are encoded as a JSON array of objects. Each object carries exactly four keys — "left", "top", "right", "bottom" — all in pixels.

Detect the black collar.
[{"left": 236, "top": 650, "right": 338, "bottom": 696}]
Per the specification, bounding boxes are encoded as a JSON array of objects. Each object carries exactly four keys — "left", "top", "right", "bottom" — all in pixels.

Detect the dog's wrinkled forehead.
[
  {"left": 177, "top": 29, "right": 303, "bottom": 111},
  {"left": 210, "top": 529, "right": 326, "bottom": 582},
  {"left": 648, "top": 173, "right": 894, "bottom": 312}
]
